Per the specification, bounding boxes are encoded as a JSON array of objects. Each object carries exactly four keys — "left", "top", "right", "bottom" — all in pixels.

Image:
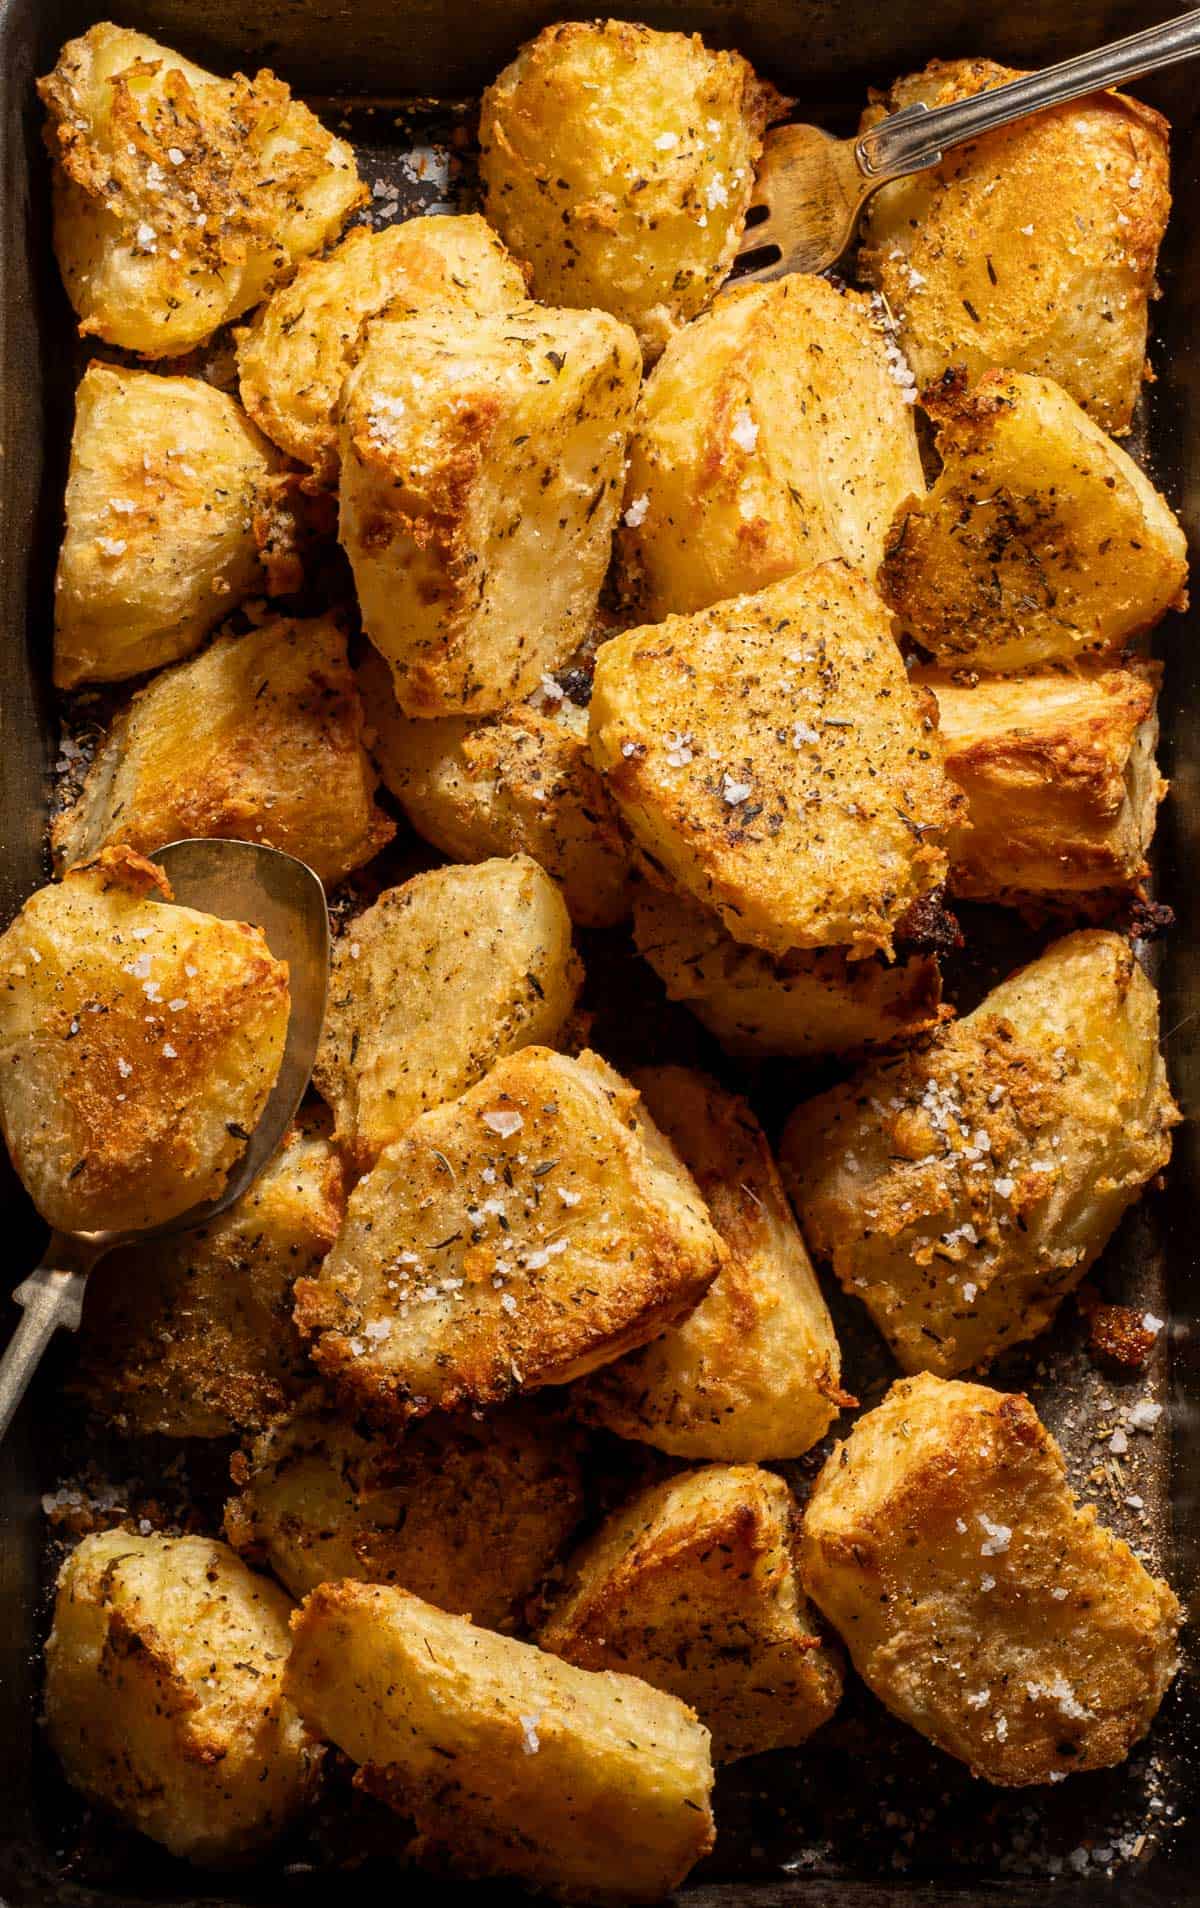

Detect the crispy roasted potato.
[
  {"left": 619, "top": 277, "right": 925, "bottom": 619},
  {"left": 313, "top": 857, "right": 582, "bottom": 1173},
  {"left": 859, "top": 60, "right": 1170, "bottom": 435},
  {"left": 360, "top": 649, "right": 633, "bottom": 928},
  {"left": 576, "top": 1067, "right": 843, "bottom": 1459},
  {"left": 225, "top": 1400, "right": 584, "bottom": 1627},
  {"left": 295, "top": 1046, "right": 727, "bottom": 1421},
  {"left": 54, "top": 613, "right": 394, "bottom": 886},
  {"left": 39, "top": 22, "right": 362, "bottom": 357},
  {"left": 237, "top": 215, "right": 528, "bottom": 483},
  {"left": 77, "top": 1120, "right": 343, "bottom": 1438},
  {"left": 781, "top": 931, "right": 1177, "bottom": 1376},
  {"left": 589, "top": 565, "right": 964, "bottom": 959},
  {"left": 479, "top": 18, "right": 786, "bottom": 361},
  {"left": 880, "top": 372, "right": 1188, "bottom": 671},
  {"left": 801, "top": 1374, "right": 1181, "bottom": 1784},
  {"left": 340, "top": 301, "right": 641, "bottom": 716},
  {"left": 541, "top": 1464, "right": 841, "bottom": 1760},
  {"left": 920, "top": 661, "right": 1164, "bottom": 906},
  {"left": 0, "top": 846, "right": 288, "bottom": 1234},
  {"left": 286, "top": 1580, "right": 715, "bottom": 1903},
  {"left": 54, "top": 363, "right": 282, "bottom": 689},
  {"left": 45, "top": 1531, "right": 317, "bottom": 1863}
]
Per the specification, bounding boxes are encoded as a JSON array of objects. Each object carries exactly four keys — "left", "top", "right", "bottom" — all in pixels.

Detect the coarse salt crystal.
[
  {"left": 162, "top": 1042, "right": 177, "bottom": 1059},
  {"left": 167, "top": 146, "right": 185, "bottom": 164},
  {"left": 501, "top": 1293, "right": 518, "bottom": 1315},
  {"left": 364, "top": 1319, "right": 392, "bottom": 1341},
  {"left": 961, "top": 1282, "right": 978, "bottom": 1303},
  {"left": 731, "top": 408, "right": 758, "bottom": 453},
  {"left": 993, "top": 1177, "right": 1015, "bottom": 1199},
  {"left": 117, "top": 1057, "right": 132, "bottom": 1078},
  {"left": 483, "top": 1109, "right": 524, "bottom": 1138},
  {"left": 722, "top": 773, "right": 752, "bottom": 805},
  {"left": 653, "top": 132, "right": 678, "bottom": 150},
  {"left": 705, "top": 172, "right": 728, "bottom": 210},
  {"left": 792, "top": 722, "right": 821, "bottom": 746},
  {"left": 559, "top": 1187, "right": 581, "bottom": 1206},
  {"left": 978, "top": 1513, "right": 1012, "bottom": 1555},
  {"left": 519, "top": 1711, "right": 543, "bottom": 1753},
  {"left": 1110, "top": 1428, "right": 1129, "bottom": 1456},
  {"left": 1129, "top": 1399, "right": 1163, "bottom": 1431},
  {"left": 624, "top": 492, "right": 650, "bottom": 528},
  {"left": 1143, "top": 1312, "right": 1164, "bottom": 1334},
  {"left": 96, "top": 536, "right": 127, "bottom": 557}
]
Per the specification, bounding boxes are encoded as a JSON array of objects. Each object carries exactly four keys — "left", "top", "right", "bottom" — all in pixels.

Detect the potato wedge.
[
  {"left": 801, "top": 1374, "right": 1181, "bottom": 1784},
  {"left": 285, "top": 1580, "right": 715, "bottom": 1903}
]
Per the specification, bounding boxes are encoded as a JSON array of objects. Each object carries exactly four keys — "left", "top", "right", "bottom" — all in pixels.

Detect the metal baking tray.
[{"left": 0, "top": 2, "right": 1197, "bottom": 1904}]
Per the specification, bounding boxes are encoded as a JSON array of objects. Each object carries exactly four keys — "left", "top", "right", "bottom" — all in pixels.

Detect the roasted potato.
[
  {"left": 479, "top": 18, "right": 786, "bottom": 361},
  {"left": 541, "top": 1464, "right": 842, "bottom": 1760},
  {"left": 54, "top": 613, "right": 394, "bottom": 886},
  {"left": 39, "top": 22, "right": 362, "bottom": 357},
  {"left": 0, "top": 846, "right": 288, "bottom": 1234},
  {"left": 237, "top": 215, "right": 528, "bottom": 484},
  {"left": 801, "top": 1374, "right": 1181, "bottom": 1784},
  {"left": 859, "top": 60, "right": 1170, "bottom": 435},
  {"left": 45, "top": 1531, "right": 317, "bottom": 1864},
  {"left": 879, "top": 371, "right": 1188, "bottom": 671},
  {"left": 619, "top": 277, "right": 925, "bottom": 620},
  {"left": 589, "top": 564, "right": 964, "bottom": 960},
  {"left": 781, "top": 930, "right": 1177, "bottom": 1376},
  {"left": 76, "top": 1120, "right": 344, "bottom": 1438},
  {"left": 295, "top": 1046, "right": 727, "bottom": 1421},
  {"left": 576, "top": 1067, "right": 843, "bottom": 1459},
  {"left": 313, "top": 857, "right": 582, "bottom": 1173},
  {"left": 919, "top": 660, "right": 1164, "bottom": 906},
  {"left": 286, "top": 1580, "right": 715, "bottom": 1904},
  {"left": 633, "top": 884, "right": 945, "bottom": 1060},
  {"left": 360, "top": 648, "right": 634, "bottom": 928},
  {"left": 225, "top": 1400, "right": 584, "bottom": 1627},
  {"left": 54, "top": 363, "right": 282, "bottom": 689},
  {"left": 339, "top": 301, "right": 641, "bottom": 716}
]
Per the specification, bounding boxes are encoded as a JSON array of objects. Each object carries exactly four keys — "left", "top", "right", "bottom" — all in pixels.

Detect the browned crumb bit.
[{"left": 1077, "top": 1285, "right": 1156, "bottom": 1371}]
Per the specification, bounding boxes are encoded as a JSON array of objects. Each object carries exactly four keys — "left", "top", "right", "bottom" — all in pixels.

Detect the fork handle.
[
  {"left": 0, "top": 1260, "right": 91, "bottom": 1443},
  {"left": 859, "top": 6, "right": 1200, "bottom": 181}
]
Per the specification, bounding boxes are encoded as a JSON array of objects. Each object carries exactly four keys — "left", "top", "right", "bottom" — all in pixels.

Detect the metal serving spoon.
[
  {"left": 0, "top": 838, "right": 330, "bottom": 1442},
  {"left": 736, "top": 6, "right": 1200, "bottom": 284}
]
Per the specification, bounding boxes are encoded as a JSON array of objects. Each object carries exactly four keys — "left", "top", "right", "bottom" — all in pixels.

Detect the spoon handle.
[
  {"left": 0, "top": 1260, "right": 90, "bottom": 1443},
  {"left": 858, "top": 7, "right": 1200, "bottom": 181}
]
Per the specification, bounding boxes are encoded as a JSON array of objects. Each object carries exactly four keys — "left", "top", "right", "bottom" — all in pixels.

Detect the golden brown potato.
[
  {"left": 619, "top": 277, "right": 925, "bottom": 619},
  {"left": 479, "top": 18, "right": 785, "bottom": 361},
  {"left": 0, "top": 846, "right": 288, "bottom": 1234},
  {"left": 859, "top": 60, "right": 1170, "bottom": 435},
  {"left": 54, "top": 363, "right": 283, "bottom": 689},
  {"left": 225, "top": 1400, "right": 584, "bottom": 1628},
  {"left": 879, "top": 372, "right": 1188, "bottom": 671},
  {"left": 360, "top": 648, "right": 633, "bottom": 928},
  {"left": 919, "top": 661, "right": 1164, "bottom": 906},
  {"left": 781, "top": 931, "right": 1177, "bottom": 1377},
  {"left": 39, "top": 23, "right": 362, "bottom": 357},
  {"left": 295, "top": 1046, "right": 727, "bottom": 1422},
  {"left": 313, "top": 857, "right": 582, "bottom": 1174},
  {"left": 576, "top": 1067, "right": 843, "bottom": 1459},
  {"left": 76, "top": 1120, "right": 343, "bottom": 1438},
  {"left": 237, "top": 215, "right": 528, "bottom": 483},
  {"left": 54, "top": 613, "right": 394, "bottom": 887},
  {"left": 801, "top": 1374, "right": 1181, "bottom": 1785},
  {"left": 589, "top": 565, "right": 964, "bottom": 959},
  {"left": 285, "top": 1580, "right": 715, "bottom": 1904},
  {"left": 633, "top": 884, "right": 945, "bottom": 1059},
  {"left": 45, "top": 1531, "right": 318, "bottom": 1863},
  {"left": 340, "top": 301, "right": 641, "bottom": 716},
  {"left": 541, "top": 1464, "right": 841, "bottom": 1761}
]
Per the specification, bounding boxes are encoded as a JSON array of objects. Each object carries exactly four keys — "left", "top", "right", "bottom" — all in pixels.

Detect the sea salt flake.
[
  {"left": 1143, "top": 1312, "right": 1164, "bottom": 1334},
  {"left": 483, "top": 1109, "right": 524, "bottom": 1138},
  {"left": 624, "top": 492, "right": 649, "bottom": 527},
  {"left": 519, "top": 1711, "right": 543, "bottom": 1753},
  {"left": 162, "top": 1042, "right": 177, "bottom": 1059},
  {"left": 117, "top": 1057, "right": 132, "bottom": 1078},
  {"left": 978, "top": 1513, "right": 1012, "bottom": 1555},
  {"left": 653, "top": 132, "right": 678, "bottom": 150},
  {"left": 731, "top": 407, "right": 759, "bottom": 453},
  {"left": 722, "top": 773, "right": 752, "bottom": 805},
  {"left": 364, "top": 1319, "right": 392, "bottom": 1341}
]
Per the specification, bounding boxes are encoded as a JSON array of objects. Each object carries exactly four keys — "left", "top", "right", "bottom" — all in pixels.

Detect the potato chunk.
[
  {"left": 576, "top": 1067, "right": 842, "bottom": 1459},
  {"left": 781, "top": 931, "right": 1177, "bottom": 1376},
  {"left": 0, "top": 847, "right": 288, "bottom": 1234},
  {"left": 589, "top": 565, "right": 963, "bottom": 959},
  {"left": 619, "top": 278, "right": 925, "bottom": 619},
  {"left": 879, "top": 372, "right": 1188, "bottom": 671},
  {"left": 54, "top": 614, "right": 394, "bottom": 887},
  {"left": 859, "top": 60, "right": 1170, "bottom": 435},
  {"left": 295, "top": 1047, "right": 727, "bottom": 1421},
  {"left": 542, "top": 1464, "right": 841, "bottom": 1760},
  {"left": 39, "top": 23, "right": 362, "bottom": 357},
  {"left": 801, "top": 1374, "right": 1180, "bottom": 1784},
  {"left": 313, "top": 858, "right": 582, "bottom": 1173},
  {"left": 479, "top": 19, "right": 785, "bottom": 361},
  {"left": 45, "top": 1531, "right": 317, "bottom": 1863},
  {"left": 286, "top": 1581, "right": 715, "bottom": 1904},
  {"left": 919, "top": 661, "right": 1164, "bottom": 907},
  {"left": 360, "top": 649, "right": 633, "bottom": 927},
  {"left": 225, "top": 1400, "right": 584, "bottom": 1628},
  {"left": 54, "top": 363, "right": 282, "bottom": 689},
  {"left": 340, "top": 302, "right": 641, "bottom": 716},
  {"left": 237, "top": 215, "right": 528, "bottom": 483}
]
